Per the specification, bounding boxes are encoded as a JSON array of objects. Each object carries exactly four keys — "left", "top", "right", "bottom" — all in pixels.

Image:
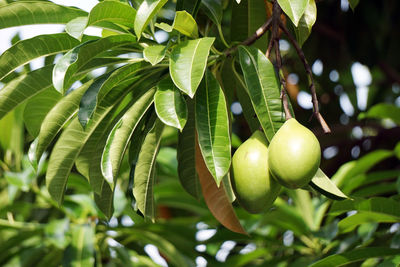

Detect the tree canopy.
[{"left": 0, "top": 0, "right": 399, "bottom": 266}]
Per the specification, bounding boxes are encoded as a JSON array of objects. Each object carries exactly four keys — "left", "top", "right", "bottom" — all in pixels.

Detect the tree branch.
[
  {"left": 225, "top": 17, "right": 273, "bottom": 56},
  {"left": 278, "top": 21, "right": 331, "bottom": 133}
]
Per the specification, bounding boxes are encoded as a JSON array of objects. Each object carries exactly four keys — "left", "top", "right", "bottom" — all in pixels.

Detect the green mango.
[
  {"left": 231, "top": 130, "right": 281, "bottom": 214},
  {"left": 268, "top": 118, "right": 321, "bottom": 189}
]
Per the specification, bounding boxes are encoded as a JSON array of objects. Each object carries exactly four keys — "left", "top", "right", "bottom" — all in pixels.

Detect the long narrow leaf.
[
  {"left": 46, "top": 80, "right": 132, "bottom": 204},
  {"left": 0, "top": 65, "right": 54, "bottom": 120},
  {"left": 133, "top": 119, "right": 165, "bottom": 221},
  {"left": 78, "top": 62, "right": 145, "bottom": 128},
  {"left": 195, "top": 70, "right": 231, "bottom": 185},
  {"left": 36, "top": 81, "right": 92, "bottom": 159},
  {"left": 177, "top": 98, "right": 201, "bottom": 199},
  {"left": 238, "top": 45, "right": 285, "bottom": 142},
  {"left": 52, "top": 34, "right": 136, "bottom": 93},
  {"left": 309, "top": 247, "right": 400, "bottom": 267},
  {"left": 0, "top": 2, "right": 87, "bottom": 29},
  {"left": 102, "top": 88, "right": 156, "bottom": 187},
  {"left": 23, "top": 87, "right": 62, "bottom": 137},
  {"left": 0, "top": 33, "right": 79, "bottom": 81}
]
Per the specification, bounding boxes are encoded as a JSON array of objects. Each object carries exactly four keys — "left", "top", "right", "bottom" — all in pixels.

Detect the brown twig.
[
  {"left": 267, "top": 0, "right": 292, "bottom": 120},
  {"left": 278, "top": 20, "right": 331, "bottom": 133},
  {"left": 225, "top": 17, "right": 273, "bottom": 56}
]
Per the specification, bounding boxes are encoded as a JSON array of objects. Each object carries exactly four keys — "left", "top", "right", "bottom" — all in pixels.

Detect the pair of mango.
[{"left": 232, "top": 119, "right": 321, "bottom": 214}]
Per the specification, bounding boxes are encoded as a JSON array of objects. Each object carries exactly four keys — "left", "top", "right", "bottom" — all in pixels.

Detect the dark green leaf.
[
  {"left": 201, "top": 0, "right": 222, "bottom": 25},
  {"left": 23, "top": 88, "right": 62, "bottom": 137},
  {"left": 177, "top": 98, "right": 201, "bottom": 199},
  {"left": 230, "top": 0, "right": 269, "bottom": 51}
]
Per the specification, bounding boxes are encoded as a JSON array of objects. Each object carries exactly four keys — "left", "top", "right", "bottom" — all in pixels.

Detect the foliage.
[{"left": 0, "top": 0, "right": 399, "bottom": 266}]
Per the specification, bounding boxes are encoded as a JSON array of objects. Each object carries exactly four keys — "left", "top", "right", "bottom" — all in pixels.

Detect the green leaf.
[
  {"left": 334, "top": 199, "right": 400, "bottom": 233},
  {"left": 66, "top": 16, "right": 88, "bottom": 41},
  {"left": 170, "top": 37, "right": 215, "bottom": 98},
  {"left": 78, "top": 62, "right": 145, "bottom": 128},
  {"left": 358, "top": 103, "right": 400, "bottom": 125},
  {"left": 155, "top": 77, "right": 188, "bottom": 131},
  {"left": 277, "top": 0, "right": 308, "bottom": 26},
  {"left": 0, "top": 33, "right": 80, "bottom": 81},
  {"left": 76, "top": 107, "right": 119, "bottom": 193},
  {"left": 332, "top": 149, "right": 394, "bottom": 187},
  {"left": 309, "top": 247, "right": 400, "bottom": 267},
  {"left": 46, "top": 80, "right": 131, "bottom": 204},
  {"left": 348, "top": 0, "right": 360, "bottom": 11},
  {"left": 133, "top": 119, "right": 165, "bottom": 221},
  {"left": 342, "top": 170, "right": 400, "bottom": 194},
  {"left": 155, "top": 11, "right": 198, "bottom": 38},
  {"left": 52, "top": 34, "right": 136, "bottom": 93},
  {"left": 102, "top": 88, "right": 156, "bottom": 187},
  {"left": 294, "top": 0, "right": 317, "bottom": 47},
  {"left": 195, "top": 70, "right": 231, "bottom": 185},
  {"left": 177, "top": 98, "right": 201, "bottom": 199},
  {"left": 201, "top": 0, "right": 222, "bottom": 25},
  {"left": 309, "top": 168, "right": 349, "bottom": 200},
  {"left": 143, "top": 45, "right": 167, "bottom": 66},
  {"left": 134, "top": 0, "right": 168, "bottom": 39},
  {"left": 261, "top": 197, "right": 311, "bottom": 235},
  {"left": 231, "top": 0, "right": 268, "bottom": 51},
  {"left": 238, "top": 45, "right": 285, "bottom": 142},
  {"left": 23, "top": 87, "right": 62, "bottom": 137},
  {"left": 0, "top": 65, "right": 54, "bottom": 120},
  {"left": 330, "top": 197, "right": 400, "bottom": 217},
  {"left": 94, "top": 182, "right": 114, "bottom": 219},
  {"left": 0, "top": 1, "right": 87, "bottom": 29},
  {"left": 36, "top": 81, "right": 91, "bottom": 160},
  {"left": 63, "top": 224, "right": 95, "bottom": 267},
  {"left": 88, "top": 1, "right": 136, "bottom": 29},
  {"left": 230, "top": 60, "right": 261, "bottom": 132}
]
